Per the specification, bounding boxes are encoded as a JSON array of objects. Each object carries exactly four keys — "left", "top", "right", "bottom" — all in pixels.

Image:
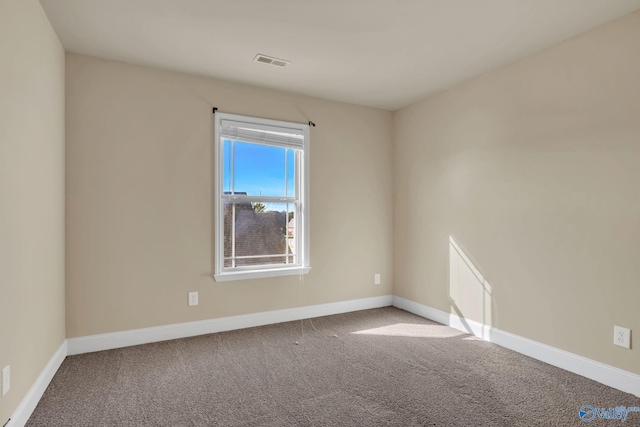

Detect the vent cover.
[{"left": 253, "top": 54, "right": 291, "bottom": 68}]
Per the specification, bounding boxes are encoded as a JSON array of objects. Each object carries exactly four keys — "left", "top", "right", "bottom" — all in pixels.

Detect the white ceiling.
[{"left": 40, "top": 0, "right": 640, "bottom": 111}]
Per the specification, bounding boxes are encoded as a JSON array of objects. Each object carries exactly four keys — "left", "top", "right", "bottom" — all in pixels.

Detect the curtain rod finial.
[
  {"left": 212, "top": 107, "right": 218, "bottom": 114},
  {"left": 308, "top": 121, "right": 316, "bottom": 127}
]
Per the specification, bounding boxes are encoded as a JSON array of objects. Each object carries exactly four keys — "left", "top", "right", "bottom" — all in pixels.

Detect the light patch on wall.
[{"left": 449, "top": 236, "right": 492, "bottom": 338}]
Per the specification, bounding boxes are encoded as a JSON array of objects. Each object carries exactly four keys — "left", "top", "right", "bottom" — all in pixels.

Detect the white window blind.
[{"left": 220, "top": 119, "right": 304, "bottom": 149}]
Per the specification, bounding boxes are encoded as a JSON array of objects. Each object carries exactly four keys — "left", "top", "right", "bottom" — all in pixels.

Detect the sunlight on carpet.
[{"left": 352, "top": 322, "right": 465, "bottom": 338}]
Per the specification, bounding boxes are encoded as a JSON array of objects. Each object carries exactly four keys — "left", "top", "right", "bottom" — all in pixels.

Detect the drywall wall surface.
[
  {"left": 65, "top": 53, "right": 393, "bottom": 338},
  {"left": 0, "top": 0, "right": 66, "bottom": 422},
  {"left": 393, "top": 11, "right": 640, "bottom": 374}
]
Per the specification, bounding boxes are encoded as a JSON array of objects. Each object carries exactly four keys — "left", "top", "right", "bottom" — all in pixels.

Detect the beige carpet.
[{"left": 28, "top": 308, "right": 639, "bottom": 426}]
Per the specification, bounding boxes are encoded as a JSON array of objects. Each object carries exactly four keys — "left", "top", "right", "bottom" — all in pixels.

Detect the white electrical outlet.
[
  {"left": 614, "top": 326, "right": 631, "bottom": 349},
  {"left": 2, "top": 365, "right": 10, "bottom": 396},
  {"left": 374, "top": 274, "right": 381, "bottom": 285},
  {"left": 188, "top": 291, "right": 198, "bottom": 306}
]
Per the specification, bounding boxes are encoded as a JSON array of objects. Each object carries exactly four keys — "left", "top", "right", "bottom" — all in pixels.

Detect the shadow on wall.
[{"left": 449, "top": 236, "right": 493, "bottom": 338}]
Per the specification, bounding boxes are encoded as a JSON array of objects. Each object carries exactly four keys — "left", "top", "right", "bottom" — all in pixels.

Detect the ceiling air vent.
[{"left": 253, "top": 54, "right": 291, "bottom": 68}]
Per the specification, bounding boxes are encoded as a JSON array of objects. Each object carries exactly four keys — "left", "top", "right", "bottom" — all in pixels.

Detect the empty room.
[{"left": 1, "top": 0, "right": 640, "bottom": 425}]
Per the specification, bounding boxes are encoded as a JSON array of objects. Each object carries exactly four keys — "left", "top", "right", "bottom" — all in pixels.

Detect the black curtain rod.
[{"left": 212, "top": 107, "right": 315, "bottom": 127}]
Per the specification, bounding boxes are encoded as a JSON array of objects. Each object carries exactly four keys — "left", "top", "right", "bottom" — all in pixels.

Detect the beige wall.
[
  {"left": 0, "top": 0, "right": 66, "bottom": 423},
  {"left": 65, "top": 53, "right": 393, "bottom": 338},
  {"left": 394, "top": 11, "right": 640, "bottom": 374}
]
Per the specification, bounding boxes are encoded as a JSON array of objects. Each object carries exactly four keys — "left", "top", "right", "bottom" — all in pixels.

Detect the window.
[{"left": 214, "top": 113, "right": 310, "bottom": 281}]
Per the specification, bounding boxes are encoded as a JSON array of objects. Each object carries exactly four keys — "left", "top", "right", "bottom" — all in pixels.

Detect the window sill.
[{"left": 214, "top": 266, "right": 311, "bottom": 282}]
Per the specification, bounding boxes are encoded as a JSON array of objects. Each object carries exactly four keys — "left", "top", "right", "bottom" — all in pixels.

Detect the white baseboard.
[
  {"left": 67, "top": 295, "right": 393, "bottom": 355},
  {"left": 392, "top": 296, "right": 451, "bottom": 327},
  {"left": 7, "top": 341, "right": 67, "bottom": 427},
  {"left": 393, "top": 296, "right": 640, "bottom": 398}
]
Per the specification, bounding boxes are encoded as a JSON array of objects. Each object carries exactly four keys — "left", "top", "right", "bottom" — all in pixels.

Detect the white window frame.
[{"left": 213, "top": 112, "right": 311, "bottom": 282}]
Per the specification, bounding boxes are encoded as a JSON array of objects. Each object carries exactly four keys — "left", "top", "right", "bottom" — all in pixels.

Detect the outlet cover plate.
[
  {"left": 2, "top": 365, "right": 10, "bottom": 396},
  {"left": 374, "top": 274, "right": 381, "bottom": 285},
  {"left": 614, "top": 326, "right": 631, "bottom": 349},
  {"left": 188, "top": 291, "right": 199, "bottom": 306}
]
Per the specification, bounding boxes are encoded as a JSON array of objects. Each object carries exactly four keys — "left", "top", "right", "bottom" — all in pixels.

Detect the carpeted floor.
[{"left": 28, "top": 307, "right": 639, "bottom": 426}]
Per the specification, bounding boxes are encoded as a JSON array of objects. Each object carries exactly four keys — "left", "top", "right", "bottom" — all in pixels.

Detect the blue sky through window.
[{"left": 223, "top": 140, "right": 295, "bottom": 200}]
